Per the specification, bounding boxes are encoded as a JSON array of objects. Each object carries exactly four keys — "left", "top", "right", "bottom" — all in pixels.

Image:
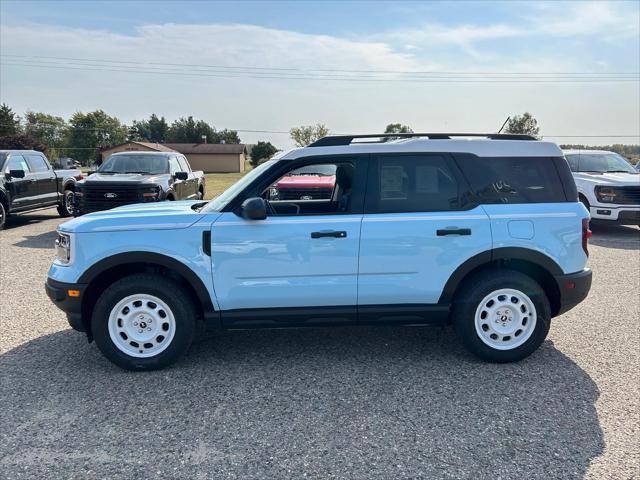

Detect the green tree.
[
  {"left": 289, "top": 124, "right": 330, "bottom": 147},
  {"left": 0, "top": 133, "right": 46, "bottom": 152},
  {"left": 212, "top": 129, "right": 241, "bottom": 144},
  {"left": 384, "top": 123, "right": 413, "bottom": 134},
  {"left": 66, "top": 110, "right": 127, "bottom": 164},
  {"left": 504, "top": 112, "right": 540, "bottom": 138},
  {"left": 0, "top": 104, "right": 22, "bottom": 136},
  {"left": 24, "top": 111, "right": 68, "bottom": 158},
  {"left": 250, "top": 141, "right": 277, "bottom": 167},
  {"left": 166, "top": 116, "right": 215, "bottom": 143},
  {"left": 130, "top": 114, "right": 169, "bottom": 143}
]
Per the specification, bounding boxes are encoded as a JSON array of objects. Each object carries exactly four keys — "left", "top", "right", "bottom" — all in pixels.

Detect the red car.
[{"left": 270, "top": 164, "right": 336, "bottom": 200}]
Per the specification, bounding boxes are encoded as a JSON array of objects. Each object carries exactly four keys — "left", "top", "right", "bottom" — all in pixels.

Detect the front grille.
[
  {"left": 277, "top": 188, "right": 333, "bottom": 200},
  {"left": 610, "top": 186, "right": 640, "bottom": 205},
  {"left": 77, "top": 184, "right": 150, "bottom": 212}
]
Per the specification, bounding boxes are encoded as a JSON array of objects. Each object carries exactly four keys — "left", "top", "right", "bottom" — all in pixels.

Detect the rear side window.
[
  {"left": 366, "top": 155, "right": 461, "bottom": 213},
  {"left": 455, "top": 155, "right": 567, "bottom": 204},
  {"left": 26, "top": 155, "right": 49, "bottom": 172}
]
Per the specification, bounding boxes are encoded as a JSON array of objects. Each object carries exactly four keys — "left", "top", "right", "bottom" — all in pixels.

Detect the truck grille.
[
  {"left": 610, "top": 186, "right": 640, "bottom": 205},
  {"left": 277, "top": 188, "right": 333, "bottom": 200},
  {"left": 77, "top": 184, "right": 149, "bottom": 212}
]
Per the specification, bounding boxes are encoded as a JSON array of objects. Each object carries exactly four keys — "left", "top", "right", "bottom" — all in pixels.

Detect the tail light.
[{"left": 582, "top": 218, "right": 592, "bottom": 256}]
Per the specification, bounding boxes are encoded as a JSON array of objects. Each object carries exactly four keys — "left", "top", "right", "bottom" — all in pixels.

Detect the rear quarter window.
[{"left": 454, "top": 155, "right": 567, "bottom": 204}]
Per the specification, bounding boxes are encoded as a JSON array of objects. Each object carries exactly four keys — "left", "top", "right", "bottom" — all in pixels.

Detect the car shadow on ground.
[
  {"left": 4, "top": 210, "right": 60, "bottom": 230},
  {"left": 589, "top": 223, "right": 640, "bottom": 250},
  {"left": 1, "top": 325, "right": 604, "bottom": 479},
  {"left": 13, "top": 230, "right": 58, "bottom": 249}
]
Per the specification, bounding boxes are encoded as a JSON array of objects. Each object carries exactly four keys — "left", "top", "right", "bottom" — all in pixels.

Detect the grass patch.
[{"left": 204, "top": 171, "right": 248, "bottom": 199}]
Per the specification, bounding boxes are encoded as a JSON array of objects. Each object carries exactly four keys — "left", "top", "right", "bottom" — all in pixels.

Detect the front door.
[
  {"left": 357, "top": 153, "right": 492, "bottom": 322},
  {"left": 4, "top": 154, "right": 39, "bottom": 209},
  {"left": 210, "top": 156, "right": 367, "bottom": 327},
  {"left": 26, "top": 153, "right": 58, "bottom": 205}
]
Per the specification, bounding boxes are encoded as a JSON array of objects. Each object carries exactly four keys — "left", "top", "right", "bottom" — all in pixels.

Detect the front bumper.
[
  {"left": 45, "top": 277, "right": 87, "bottom": 331},
  {"left": 554, "top": 268, "right": 592, "bottom": 316},
  {"left": 590, "top": 205, "right": 640, "bottom": 224}
]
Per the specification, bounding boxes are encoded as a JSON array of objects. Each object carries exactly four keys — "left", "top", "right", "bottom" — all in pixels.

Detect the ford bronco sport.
[{"left": 46, "top": 133, "right": 592, "bottom": 370}]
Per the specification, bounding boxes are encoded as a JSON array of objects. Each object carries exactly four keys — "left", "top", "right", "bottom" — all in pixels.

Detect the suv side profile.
[{"left": 46, "top": 133, "right": 592, "bottom": 370}]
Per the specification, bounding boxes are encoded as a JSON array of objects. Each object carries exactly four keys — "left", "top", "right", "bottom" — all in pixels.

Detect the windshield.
[
  {"left": 289, "top": 164, "right": 336, "bottom": 176},
  {"left": 202, "top": 159, "right": 278, "bottom": 212},
  {"left": 566, "top": 153, "right": 637, "bottom": 174},
  {"left": 99, "top": 154, "right": 169, "bottom": 174}
]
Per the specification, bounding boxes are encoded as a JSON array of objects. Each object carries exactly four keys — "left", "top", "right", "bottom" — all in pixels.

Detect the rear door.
[
  {"left": 357, "top": 153, "right": 492, "bottom": 321},
  {"left": 4, "top": 154, "right": 39, "bottom": 209},
  {"left": 26, "top": 154, "right": 58, "bottom": 205}
]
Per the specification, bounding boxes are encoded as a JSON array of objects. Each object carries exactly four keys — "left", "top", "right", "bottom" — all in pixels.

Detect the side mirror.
[
  {"left": 174, "top": 171, "right": 188, "bottom": 181},
  {"left": 241, "top": 197, "right": 267, "bottom": 220},
  {"left": 9, "top": 169, "right": 26, "bottom": 179}
]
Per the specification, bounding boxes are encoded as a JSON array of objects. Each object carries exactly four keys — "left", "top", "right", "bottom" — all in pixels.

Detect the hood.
[
  {"left": 80, "top": 172, "right": 169, "bottom": 184},
  {"left": 59, "top": 200, "right": 209, "bottom": 233},
  {"left": 573, "top": 172, "right": 640, "bottom": 187},
  {"left": 276, "top": 175, "right": 336, "bottom": 189}
]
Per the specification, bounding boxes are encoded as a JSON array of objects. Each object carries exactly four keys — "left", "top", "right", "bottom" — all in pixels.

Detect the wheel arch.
[
  {"left": 439, "top": 247, "right": 563, "bottom": 317},
  {"left": 78, "top": 252, "right": 218, "bottom": 338}
]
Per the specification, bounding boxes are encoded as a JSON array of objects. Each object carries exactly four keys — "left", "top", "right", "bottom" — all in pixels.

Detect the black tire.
[
  {"left": 0, "top": 200, "right": 6, "bottom": 230},
  {"left": 57, "top": 190, "right": 74, "bottom": 217},
  {"left": 197, "top": 189, "right": 204, "bottom": 200},
  {"left": 91, "top": 274, "right": 197, "bottom": 371},
  {"left": 451, "top": 269, "right": 551, "bottom": 363}
]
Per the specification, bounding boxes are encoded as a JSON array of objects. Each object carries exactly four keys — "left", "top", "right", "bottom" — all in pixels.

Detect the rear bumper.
[
  {"left": 554, "top": 268, "right": 592, "bottom": 316},
  {"left": 45, "top": 277, "right": 87, "bottom": 331}
]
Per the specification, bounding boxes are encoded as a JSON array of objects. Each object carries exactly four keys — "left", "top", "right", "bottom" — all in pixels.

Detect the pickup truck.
[
  {"left": 74, "top": 151, "right": 205, "bottom": 215},
  {"left": 0, "top": 149, "right": 82, "bottom": 229}
]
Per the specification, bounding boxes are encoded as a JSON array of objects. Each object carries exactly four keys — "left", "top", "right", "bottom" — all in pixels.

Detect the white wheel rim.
[
  {"left": 65, "top": 192, "right": 74, "bottom": 214},
  {"left": 474, "top": 288, "right": 537, "bottom": 350},
  {"left": 108, "top": 294, "right": 176, "bottom": 358}
]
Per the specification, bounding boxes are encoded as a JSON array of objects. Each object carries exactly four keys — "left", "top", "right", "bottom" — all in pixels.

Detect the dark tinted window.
[
  {"left": 26, "top": 154, "right": 49, "bottom": 172},
  {"left": 367, "top": 155, "right": 460, "bottom": 213},
  {"left": 456, "top": 155, "right": 566, "bottom": 204}
]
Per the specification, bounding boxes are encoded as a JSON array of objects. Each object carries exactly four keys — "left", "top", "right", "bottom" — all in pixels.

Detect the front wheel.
[
  {"left": 91, "top": 274, "right": 196, "bottom": 370},
  {"left": 452, "top": 270, "right": 551, "bottom": 362},
  {"left": 57, "top": 190, "right": 74, "bottom": 217},
  {"left": 0, "top": 201, "right": 6, "bottom": 230}
]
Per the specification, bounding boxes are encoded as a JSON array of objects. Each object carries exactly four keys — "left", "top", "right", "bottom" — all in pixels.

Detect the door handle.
[
  {"left": 437, "top": 228, "right": 472, "bottom": 236},
  {"left": 311, "top": 230, "right": 347, "bottom": 239}
]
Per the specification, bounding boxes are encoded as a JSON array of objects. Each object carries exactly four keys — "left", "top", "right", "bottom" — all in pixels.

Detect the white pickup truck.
[{"left": 563, "top": 149, "right": 640, "bottom": 226}]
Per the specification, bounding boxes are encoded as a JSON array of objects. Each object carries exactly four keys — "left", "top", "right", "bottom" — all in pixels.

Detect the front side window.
[
  {"left": 177, "top": 156, "right": 191, "bottom": 172},
  {"left": 168, "top": 156, "right": 181, "bottom": 175},
  {"left": 367, "top": 155, "right": 460, "bottom": 213},
  {"left": 99, "top": 154, "right": 169, "bottom": 174},
  {"left": 263, "top": 161, "right": 354, "bottom": 216},
  {"left": 457, "top": 156, "right": 566, "bottom": 204},
  {"left": 565, "top": 153, "right": 637, "bottom": 174},
  {"left": 6, "top": 155, "right": 31, "bottom": 174},
  {"left": 26, "top": 155, "right": 49, "bottom": 172}
]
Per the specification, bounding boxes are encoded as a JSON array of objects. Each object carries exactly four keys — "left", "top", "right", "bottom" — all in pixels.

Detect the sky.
[{"left": 0, "top": 0, "right": 638, "bottom": 148}]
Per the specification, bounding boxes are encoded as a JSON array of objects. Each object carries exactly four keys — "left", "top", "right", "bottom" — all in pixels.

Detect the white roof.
[{"left": 281, "top": 138, "right": 562, "bottom": 159}]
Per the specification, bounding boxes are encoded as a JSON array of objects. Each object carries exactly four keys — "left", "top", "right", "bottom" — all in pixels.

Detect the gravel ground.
[{"left": 1, "top": 209, "right": 638, "bottom": 480}]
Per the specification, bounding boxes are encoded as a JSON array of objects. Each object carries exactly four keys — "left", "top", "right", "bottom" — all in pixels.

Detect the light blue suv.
[{"left": 46, "top": 133, "right": 592, "bottom": 370}]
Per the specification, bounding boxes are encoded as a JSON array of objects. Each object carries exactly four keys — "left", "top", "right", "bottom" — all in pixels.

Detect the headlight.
[
  {"left": 142, "top": 186, "right": 161, "bottom": 201},
  {"left": 55, "top": 232, "right": 72, "bottom": 265},
  {"left": 595, "top": 186, "right": 617, "bottom": 203}
]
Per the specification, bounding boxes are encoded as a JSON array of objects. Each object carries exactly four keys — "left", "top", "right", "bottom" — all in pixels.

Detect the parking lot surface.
[{"left": 1, "top": 209, "right": 639, "bottom": 479}]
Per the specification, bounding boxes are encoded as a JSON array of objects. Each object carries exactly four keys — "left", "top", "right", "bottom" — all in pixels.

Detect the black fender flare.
[
  {"left": 78, "top": 251, "right": 217, "bottom": 321},
  {"left": 438, "top": 247, "right": 563, "bottom": 305}
]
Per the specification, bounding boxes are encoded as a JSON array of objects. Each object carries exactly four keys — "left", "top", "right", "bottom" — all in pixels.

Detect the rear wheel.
[
  {"left": 57, "top": 189, "right": 74, "bottom": 217},
  {"left": 452, "top": 269, "right": 551, "bottom": 362},
  {"left": 91, "top": 274, "right": 196, "bottom": 370}
]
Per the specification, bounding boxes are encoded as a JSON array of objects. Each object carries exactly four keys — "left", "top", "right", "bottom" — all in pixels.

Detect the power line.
[{"left": 2, "top": 54, "right": 638, "bottom": 76}]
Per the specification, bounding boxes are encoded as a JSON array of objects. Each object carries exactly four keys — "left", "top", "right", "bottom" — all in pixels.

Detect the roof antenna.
[{"left": 497, "top": 116, "right": 510, "bottom": 134}]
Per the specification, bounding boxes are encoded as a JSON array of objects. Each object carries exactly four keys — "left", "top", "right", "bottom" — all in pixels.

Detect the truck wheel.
[
  {"left": 57, "top": 190, "right": 74, "bottom": 217},
  {"left": 0, "top": 201, "right": 6, "bottom": 230},
  {"left": 451, "top": 269, "right": 551, "bottom": 363},
  {"left": 197, "top": 188, "right": 204, "bottom": 200},
  {"left": 91, "top": 274, "right": 196, "bottom": 371}
]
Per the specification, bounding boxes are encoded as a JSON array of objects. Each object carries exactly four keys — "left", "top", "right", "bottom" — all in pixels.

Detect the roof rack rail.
[{"left": 308, "top": 133, "right": 537, "bottom": 147}]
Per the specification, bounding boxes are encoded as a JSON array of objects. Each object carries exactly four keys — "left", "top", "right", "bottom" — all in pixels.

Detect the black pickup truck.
[
  {"left": 74, "top": 151, "right": 205, "bottom": 215},
  {"left": 0, "top": 150, "right": 82, "bottom": 229}
]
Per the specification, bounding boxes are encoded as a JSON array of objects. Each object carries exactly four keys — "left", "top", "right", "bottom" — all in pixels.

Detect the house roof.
[
  {"left": 163, "top": 143, "right": 246, "bottom": 155},
  {"left": 101, "top": 141, "right": 176, "bottom": 153}
]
